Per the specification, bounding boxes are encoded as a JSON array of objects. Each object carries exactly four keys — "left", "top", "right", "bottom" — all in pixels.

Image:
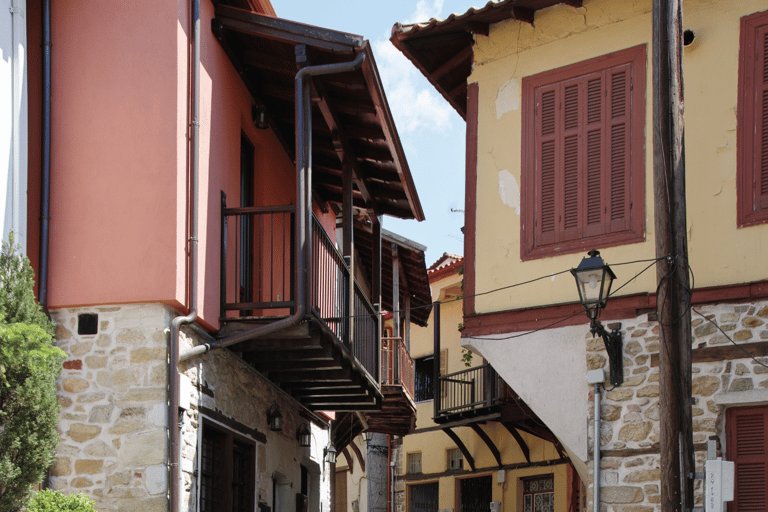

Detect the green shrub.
[
  {"left": 26, "top": 490, "right": 96, "bottom": 512},
  {"left": 0, "top": 235, "right": 65, "bottom": 511}
]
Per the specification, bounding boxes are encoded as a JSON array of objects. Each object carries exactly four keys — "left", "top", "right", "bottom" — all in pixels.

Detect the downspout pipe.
[
  {"left": 40, "top": 0, "right": 51, "bottom": 307},
  {"left": 592, "top": 381, "right": 601, "bottom": 512},
  {"left": 178, "top": 50, "right": 366, "bottom": 362},
  {"left": 169, "top": 2, "right": 200, "bottom": 512}
]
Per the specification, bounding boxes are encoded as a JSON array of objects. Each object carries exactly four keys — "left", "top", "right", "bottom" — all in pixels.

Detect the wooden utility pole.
[{"left": 652, "top": 1, "right": 693, "bottom": 511}]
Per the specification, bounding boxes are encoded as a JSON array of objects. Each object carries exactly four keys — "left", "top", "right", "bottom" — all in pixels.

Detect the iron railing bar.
[
  {"left": 223, "top": 205, "right": 295, "bottom": 215},
  {"left": 223, "top": 300, "right": 296, "bottom": 311}
]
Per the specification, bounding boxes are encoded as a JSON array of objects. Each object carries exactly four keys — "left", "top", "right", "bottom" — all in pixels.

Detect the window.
[
  {"left": 200, "top": 422, "right": 255, "bottom": 512},
  {"left": 447, "top": 448, "right": 463, "bottom": 471},
  {"left": 240, "top": 134, "right": 255, "bottom": 309},
  {"left": 726, "top": 405, "right": 768, "bottom": 510},
  {"left": 521, "top": 45, "right": 646, "bottom": 260},
  {"left": 409, "top": 482, "right": 438, "bottom": 512},
  {"left": 407, "top": 452, "right": 422, "bottom": 474},
  {"left": 414, "top": 355, "right": 434, "bottom": 402},
  {"left": 523, "top": 475, "right": 554, "bottom": 512},
  {"left": 737, "top": 9, "right": 768, "bottom": 227}
]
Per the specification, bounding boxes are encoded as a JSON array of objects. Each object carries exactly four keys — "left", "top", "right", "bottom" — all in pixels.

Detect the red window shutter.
[
  {"left": 738, "top": 10, "right": 768, "bottom": 227},
  {"left": 522, "top": 45, "right": 645, "bottom": 260},
  {"left": 727, "top": 405, "right": 768, "bottom": 511}
]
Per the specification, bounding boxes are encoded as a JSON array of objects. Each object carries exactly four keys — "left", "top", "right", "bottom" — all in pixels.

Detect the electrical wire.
[{"left": 691, "top": 307, "right": 768, "bottom": 370}]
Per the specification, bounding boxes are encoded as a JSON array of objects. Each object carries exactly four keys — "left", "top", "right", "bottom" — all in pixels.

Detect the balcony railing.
[
  {"left": 220, "top": 194, "right": 379, "bottom": 380},
  {"left": 436, "top": 363, "right": 511, "bottom": 417},
  {"left": 220, "top": 193, "right": 295, "bottom": 316},
  {"left": 381, "top": 337, "right": 414, "bottom": 399},
  {"left": 311, "top": 215, "right": 379, "bottom": 382}
]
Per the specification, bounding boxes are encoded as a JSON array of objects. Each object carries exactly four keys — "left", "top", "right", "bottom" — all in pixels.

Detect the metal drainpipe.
[
  {"left": 169, "top": 2, "right": 200, "bottom": 511},
  {"left": 40, "top": 0, "right": 52, "bottom": 307},
  {"left": 178, "top": 50, "right": 366, "bottom": 362},
  {"left": 593, "top": 382, "right": 601, "bottom": 512}
]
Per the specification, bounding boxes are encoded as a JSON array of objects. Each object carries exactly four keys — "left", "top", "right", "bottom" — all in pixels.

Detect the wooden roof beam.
[{"left": 431, "top": 46, "right": 473, "bottom": 81}]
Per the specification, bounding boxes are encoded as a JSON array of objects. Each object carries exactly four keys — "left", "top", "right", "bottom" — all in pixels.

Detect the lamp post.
[{"left": 571, "top": 250, "right": 624, "bottom": 387}]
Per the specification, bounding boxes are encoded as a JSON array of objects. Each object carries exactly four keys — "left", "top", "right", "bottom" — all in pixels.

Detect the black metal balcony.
[{"left": 435, "top": 363, "right": 510, "bottom": 420}]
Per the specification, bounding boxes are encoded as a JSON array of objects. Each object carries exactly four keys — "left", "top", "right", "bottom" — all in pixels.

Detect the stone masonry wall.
[
  {"left": 586, "top": 300, "right": 768, "bottom": 512},
  {"left": 51, "top": 304, "right": 172, "bottom": 512}
]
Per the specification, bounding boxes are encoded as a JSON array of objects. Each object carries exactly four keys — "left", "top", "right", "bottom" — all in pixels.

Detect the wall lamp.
[
  {"left": 362, "top": 431, "right": 374, "bottom": 443},
  {"left": 267, "top": 404, "right": 283, "bottom": 432},
  {"left": 253, "top": 104, "right": 269, "bottom": 130},
  {"left": 297, "top": 424, "right": 311, "bottom": 447},
  {"left": 324, "top": 444, "right": 337, "bottom": 464},
  {"left": 571, "top": 250, "right": 624, "bottom": 387}
]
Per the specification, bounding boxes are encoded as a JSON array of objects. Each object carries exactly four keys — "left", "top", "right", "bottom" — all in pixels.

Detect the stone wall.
[
  {"left": 587, "top": 300, "right": 768, "bottom": 511},
  {"left": 51, "top": 303, "right": 331, "bottom": 512},
  {"left": 51, "top": 304, "right": 171, "bottom": 512}
]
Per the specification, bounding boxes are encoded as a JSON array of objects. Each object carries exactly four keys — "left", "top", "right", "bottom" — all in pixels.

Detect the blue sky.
[{"left": 275, "top": 0, "right": 475, "bottom": 266}]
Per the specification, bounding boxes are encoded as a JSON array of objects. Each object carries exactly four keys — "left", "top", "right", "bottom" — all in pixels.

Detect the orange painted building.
[{"left": 23, "top": 0, "right": 428, "bottom": 510}]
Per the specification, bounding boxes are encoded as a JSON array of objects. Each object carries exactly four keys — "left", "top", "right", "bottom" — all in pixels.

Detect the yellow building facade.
[
  {"left": 393, "top": 1, "right": 768, "bottom": 510},
  {"left": 397, "top": 256, "right": 579, "bottom": 512}
]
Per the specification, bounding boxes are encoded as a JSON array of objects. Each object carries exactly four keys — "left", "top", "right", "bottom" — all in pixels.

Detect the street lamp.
[
  {"left": 324, "top": 444, "right": 337, "bottom": 464},
  {"left": 571, "top": 250, "right": 624, "bottom": 387}
]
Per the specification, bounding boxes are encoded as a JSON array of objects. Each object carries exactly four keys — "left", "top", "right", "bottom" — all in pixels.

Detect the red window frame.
[
  {"left": 726, "top": 405, "right": 768, "bottom": 511},
  {"left": 737, "top": 9, "right": 768, "bottom": 228},
  {"left": 521, "top": 45, "right": 646, "bottom": 260}
]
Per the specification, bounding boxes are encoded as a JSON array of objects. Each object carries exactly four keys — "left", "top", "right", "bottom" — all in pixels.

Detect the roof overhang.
[
  {"left": 214, "top": 4, "right": 425, "bottom": 220},
  {"left": 390, "top": 0, "right": 582, "bottom": 120}
]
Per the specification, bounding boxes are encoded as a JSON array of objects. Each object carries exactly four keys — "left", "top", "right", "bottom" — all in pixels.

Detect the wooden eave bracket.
[
  {"left": 470, "top": 424, "right": 503, "bottom": 468},
  {"left": 502, "top": 423, "right": 531, "bottom": 463},
  {"left": 443, "top": 427, "right": 476, "bottom": 471}
]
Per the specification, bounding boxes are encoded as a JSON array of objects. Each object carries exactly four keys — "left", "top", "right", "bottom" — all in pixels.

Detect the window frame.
[
  {"left": 414, "top": 355, "right": 435, "bottom": 403},
  {"left": 520, "top": 45, "right": 646, "bottom": 261},
  {"left": 406, "top": 452, "right": 423, "bottom": 475},
  {"left": 737, "top": 9, "right": 768, "bottom": 227},
  {"left": 200, "top": 420, "right": 256, "bottom": 512}
]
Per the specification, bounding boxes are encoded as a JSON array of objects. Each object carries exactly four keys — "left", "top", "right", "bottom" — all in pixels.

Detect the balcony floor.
[{"left": 219, "top": 316, "right": 383, "bottom": 412}]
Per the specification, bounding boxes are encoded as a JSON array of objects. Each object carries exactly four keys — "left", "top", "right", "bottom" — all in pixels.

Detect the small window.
[
  {"left": 201, "top": 422, "right": 255, "bottom": 512},
  {"left": 447, "top": 448, "right": 463, "bottom": 471},
  {"left": 523, "top": 475, "right": 554, "bottom": 512},
  {"left": 737, "top": 9, "right": 768, "bottom": 227},
  {"left": 521, "top": 45, "right": 646, "bottom": 260},
  {"left": 406, "top": 452, "right": 422, "bottom": 474},
  {"left": 414, "top": 356, "right": 434, "bottom": 402},
  {"left": 77, "top": 313, "right": 98, "bottom": 335}
]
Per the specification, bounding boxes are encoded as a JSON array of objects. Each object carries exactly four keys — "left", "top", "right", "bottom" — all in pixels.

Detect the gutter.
[
  {"left": 40, "top": 0, "right": 52, "bottom": 306},
  {"left": 169, "top": 2, "right": 200, "bottom": 511},
  {"left": 178, "top": 50, "right": 366, "bottom": 362}
]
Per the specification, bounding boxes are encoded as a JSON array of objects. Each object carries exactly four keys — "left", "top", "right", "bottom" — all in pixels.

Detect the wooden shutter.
[
  {"left": 529, "top": 49, "right": 640, "bottom": 257},
  {"left": 727, "top": 405, "right": 768, "bottom": 511},
  {"left": 738, "top": 10, "right": 768, "bottom": 226}
]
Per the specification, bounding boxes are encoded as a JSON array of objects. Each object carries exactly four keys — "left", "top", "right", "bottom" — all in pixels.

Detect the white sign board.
[{"left": 705, "top": 459, "right": 734, "bottom": 512}]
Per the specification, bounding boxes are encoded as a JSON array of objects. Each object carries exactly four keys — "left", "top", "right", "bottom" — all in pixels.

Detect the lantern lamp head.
[
  {"left": 267, "top": 404, "right": 283, "bottom": 432},
  {"left": 571, "top": 249, "right": 616, "bottom": 319},
  {"left": 297, "top": 424, "right": 311, "bottom": 447},
  {"left": 324, "top": 444, "right": 337, "bottom": 464}
]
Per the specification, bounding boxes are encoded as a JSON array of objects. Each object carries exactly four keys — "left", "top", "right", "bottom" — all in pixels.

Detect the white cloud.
[
  {"left": 405, "top": 0, "right": 445, "bottom": 24},
  {"left": 373, "top": 39, "right": 454, "bottom": 134}
]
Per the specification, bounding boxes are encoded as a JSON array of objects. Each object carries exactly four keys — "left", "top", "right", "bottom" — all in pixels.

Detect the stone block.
[
  {"left": 601, "top": 486, "right": 643, "bottom": 503},
  {"left": 85, "top": 355, "right": 108, "bottom": 369},
  {"left": 118, "top": 388, "right": 166, "bottom": 402},
  {"left": 709, "top": 334, "right": 729, "bottom": 345},
  {"left": 146, "top": 464, "right": 168, "bottom": 495},
  {"left": 734, "top": 330, "right": 753, "bottom": 341},
  {"left": 107, "top": 487, "right": 148, "bottom": 498},
  {"left": 114, "top": 497, "right": 168, "bottom": 512},
  {"left": 68, "top": 423, "right": 102, "bottom": 443},
  {"left": 692, "top": 375, "right": 721, "bottom": 396},
  {"left": 84, "top": 441, "right": 117, "bottom": 457},
  {"left": 63, "top": 377, "right": 90, "bottom": 394},
  {"left": 623, "top": 412, "right": 642, "bottom": 424},
  {"left": 618, "top": 422, "right": 652, "bottom": 442},
  {"left": 96, "top": 334, "right": 112, "bottom": 347},
  {"left": 77, "top": 392, "right": 106, "bottom": 403},
  {"left": 71, "top": 342, "right": 94, "bottom": 357},
  {"left": 121, "top": 430, "right": 165, "bottom": 465},
  {"left": 729, "top": 378, "right": 754, "bottom": 392},
  {"left": 624, "top": 469, "right": 660, "bottom": 482},
  {"left": 107, "top": 471, "right": 132, "bottom": 487},
  {"left": 606, "top": 388, "right": 633, "bottom": 401},
  {"left": 694, "top": 323, "right": 717, "bottom": 337},
  {"left": 601, "top": 404, "right": 621, "bottom": 421},
  {"left": 131, "top": 347, "right": 166, "bottom": 364},
  {"left": 63, "top": 359, "right": 83, "bottom": 370},
  {"left": 743, "top": 317, "right": 764, "bottom": 328},
  {"left": 71, "top": 476, "right": 93, "bottom": 488},
  {"left": 636, "top": 385, "right": 659, "bottom": 397},
  {"left": 75, "top": 459, "right": 104, "bottom": 474},
  {"left": 89, "top": 405, "right": 115, "bottom": 423},
  {"left": 587, "top": 353, "right": 607, "bottom": 370},
  {"left": 735, "top": 363, "right": 750, "bottom": 375},
  {"left": 624, "top": 340, "right": 643, "bottom": 356},
  {"left": 51, "top": 457, "right": 72, "bottom": 476},
  {"left": 623, "top": 375, "right": 646, "bottom": 386},
  {"left": 116, "top": 328, "right": 147, "bottom": 346}
]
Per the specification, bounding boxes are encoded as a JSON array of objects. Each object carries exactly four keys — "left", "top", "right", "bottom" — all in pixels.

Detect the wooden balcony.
[
  {"left": 433, "top": 363, "right": 565, "bottom": 469},
  {"left": 218, "top": 198, "right": 382, "bottom": 412},
  {"left": 364, "top": 337, "right": 416, "bottom": 436}
]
